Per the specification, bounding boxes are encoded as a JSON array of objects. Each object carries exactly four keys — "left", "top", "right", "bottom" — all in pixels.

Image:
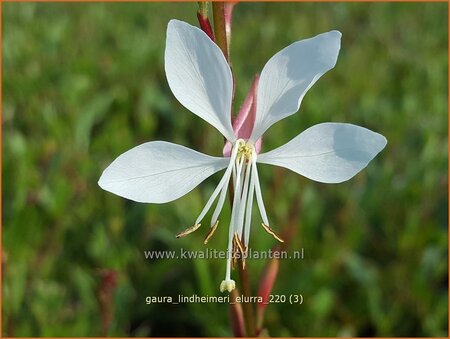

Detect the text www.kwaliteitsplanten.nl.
[{"left": 143, "top": 248, "right": 304, "bottom": 260}]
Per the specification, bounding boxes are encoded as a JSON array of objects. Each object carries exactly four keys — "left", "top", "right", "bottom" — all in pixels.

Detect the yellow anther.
[
  {"left": 233, "top": 232, "right": 248, "bottom": 269},
  {"left": 203, "top": 220, "right": 219, "bottom": 244},
  {"left": 176, "top": 223, "right": 201, "bottom": 238},
  {"left": 261, "top": 223, "right": 285, "bottom": 243},
  {"left": 233, "top": 232, "right": 246, "bottom": 255},
  {"left": 231, "top": 235, "right": 239, "bottom": 269}
]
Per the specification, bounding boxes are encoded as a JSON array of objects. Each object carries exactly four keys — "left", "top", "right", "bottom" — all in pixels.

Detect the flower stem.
[
  {"left": 197, "top": 1, "right": 208, "bottom": 18},
  {"left": 212, "top": 2, "right": 228, "bottom": 61},
  {"left": 197, "top": 2, "right": 215, "bottom": 41},
  {"left": 229, "top": 289, "right": 245, "bottom": 336},
  {"left": 238, "top": 260, "right": 256, "bottom": 336}
]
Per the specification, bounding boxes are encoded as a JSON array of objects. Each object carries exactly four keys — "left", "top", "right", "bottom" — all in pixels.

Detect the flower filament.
[{"left": 176, "top": 139, "right": 284, "bottom": 292}]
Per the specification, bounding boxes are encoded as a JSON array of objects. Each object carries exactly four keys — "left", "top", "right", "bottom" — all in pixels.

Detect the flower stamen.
[
  {"left": 235, "top": 158, "right": 252, "bottom": 239},
  {"left": 234, "top": 232, "right": 246, "bottom": 256},
  {"left": 231, "top": 235, "right": 238, "bottom": 269},
  {"left": 203, "top": 220, "right": 219, "bottom": 244},
  {"left": 251, "top": 150, "right": 270, "bottom": 226},
  {"left": 176, "top": 223, "right": 201, "bottom": 238},
  {"left": 210, "top": 161, "right": 233, "bottom": 228},
  {"left": 233, "top": 231, "right": 247, "bottom": 269},
  {"left": 244, "top": 163, "right": 256, "bottom": 249},
  {"left": 177, "top": 142, "right": 239, "bottom": 240},
  {"left": 261, "top": 223, "right": 285, "bottom": 243}
]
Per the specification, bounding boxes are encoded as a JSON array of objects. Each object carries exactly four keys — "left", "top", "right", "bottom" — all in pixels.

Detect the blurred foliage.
[{"left": 2, "top": 2, "right": 448, "bottom": 337}]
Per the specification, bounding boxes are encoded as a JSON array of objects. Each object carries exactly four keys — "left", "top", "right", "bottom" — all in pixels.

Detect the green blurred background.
[{"left": 3, "top": 2, "right": 448, "bottom": 337}]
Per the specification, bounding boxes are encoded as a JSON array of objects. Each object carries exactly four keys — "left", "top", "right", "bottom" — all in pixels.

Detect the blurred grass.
[{"left": 2, "top": 2, "right": 448, "bottom": 337}]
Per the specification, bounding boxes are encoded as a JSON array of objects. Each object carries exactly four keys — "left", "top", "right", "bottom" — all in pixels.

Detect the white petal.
[
  {"left": 165, "top": 20, "right": 235, "bottom": 142},
  {"left": 98, "top": 141, "right": 229, "bottom": 203},
  {"left": 249, "top": 31, "right": 341, "bottom": 142},
  {"left": 257, "top": 123, "right": 387, "bottom": 183}
]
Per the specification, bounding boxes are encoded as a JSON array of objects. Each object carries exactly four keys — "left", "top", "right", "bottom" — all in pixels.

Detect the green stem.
[
  {"left": 212, "top": 2, "right": 228, "bottom": 61},
  {"left": 197, "top": 1, "right": 208, "bottom": 18}
]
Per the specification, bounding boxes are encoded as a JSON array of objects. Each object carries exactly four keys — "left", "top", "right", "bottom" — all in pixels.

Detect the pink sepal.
[{"left": 223, "top": 75, "right": 262, "bottom": 156}]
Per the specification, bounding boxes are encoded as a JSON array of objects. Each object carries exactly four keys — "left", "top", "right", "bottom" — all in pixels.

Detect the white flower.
[{"left": 98, "top": 20, "right": 387, "bottom": 293}]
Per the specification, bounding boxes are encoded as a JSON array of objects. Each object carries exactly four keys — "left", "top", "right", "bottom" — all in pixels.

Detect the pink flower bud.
[{"left": 197, "top": 11, "right": 215, "bottom": 42}]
